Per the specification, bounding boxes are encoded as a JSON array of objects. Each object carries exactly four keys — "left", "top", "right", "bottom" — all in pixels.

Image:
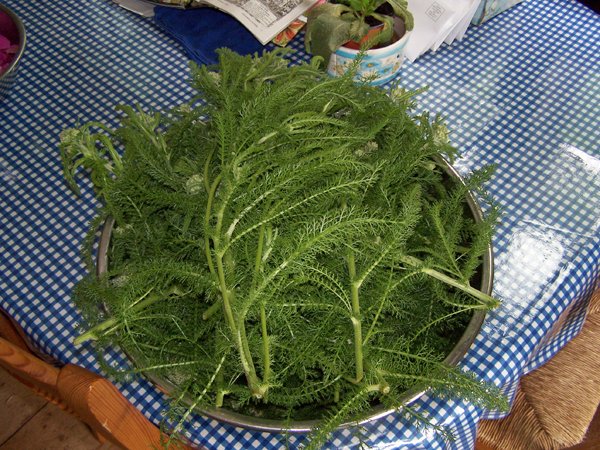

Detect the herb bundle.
[{"left": 61, "top": 49, "right": 505, "bottom": 446}]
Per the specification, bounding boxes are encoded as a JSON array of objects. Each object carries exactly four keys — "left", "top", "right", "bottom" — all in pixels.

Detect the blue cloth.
[
  {"left": 1, "top": 0, "right": 600, "bottom": 449},
  {"left": 153, "top": 6, "right": 264, "bottom": 66}
]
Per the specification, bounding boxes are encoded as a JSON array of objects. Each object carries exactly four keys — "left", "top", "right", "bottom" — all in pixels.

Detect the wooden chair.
[
  {"left": 476, "top": 287, "right": 600, "bottom": 450},
  {"left": 0, "top": 309, "right": 194, "bottom": 450}
]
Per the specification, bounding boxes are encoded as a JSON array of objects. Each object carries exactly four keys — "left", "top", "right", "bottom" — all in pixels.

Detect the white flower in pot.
[{"left": 305, "top": 0, "right": 414, "bottom": 85}]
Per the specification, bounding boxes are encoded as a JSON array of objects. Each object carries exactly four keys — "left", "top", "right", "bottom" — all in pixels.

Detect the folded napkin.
[{"left": 153, "top": 6, "right": 265, "bottom": 66}]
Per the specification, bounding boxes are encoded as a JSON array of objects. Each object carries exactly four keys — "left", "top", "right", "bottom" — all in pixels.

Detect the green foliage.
[
  {"left": 305, "top": 0, "right": 414, "bottom": 64},
  {"left": 61, "top": 49, "right": 504, "bottom": 447}
]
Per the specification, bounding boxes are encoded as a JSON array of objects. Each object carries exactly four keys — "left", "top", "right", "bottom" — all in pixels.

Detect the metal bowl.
[
  {"left": 96, "top": 159, "right": 493, "bottom": 433},
  {"left": 0, "top": 3, "right": 26, "bottom": 102}
]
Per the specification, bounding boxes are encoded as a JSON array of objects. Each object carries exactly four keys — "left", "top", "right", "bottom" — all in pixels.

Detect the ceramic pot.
[{"left": 327, "top": 29, "right": 411, "bottom": 86}]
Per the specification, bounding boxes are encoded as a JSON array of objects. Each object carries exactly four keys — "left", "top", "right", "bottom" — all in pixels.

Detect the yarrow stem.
[
  {"left": 401, "top": 255, "right": 499, "bottom": 308},
  {"left": 347, "top": 251, "right": 364, "bottom": 383},
  {"left": 74, "top": 285, "right": 184, "bottom": 345}
]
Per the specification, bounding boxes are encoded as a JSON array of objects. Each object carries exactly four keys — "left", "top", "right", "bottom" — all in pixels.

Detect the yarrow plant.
[{"left": 61, "top": 49, "right": 506, "bottom": 448}]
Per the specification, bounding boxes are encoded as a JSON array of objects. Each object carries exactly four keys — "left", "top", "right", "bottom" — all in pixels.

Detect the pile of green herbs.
[{"left": 61, "top": 49, "right": 505, "bottom": 446}]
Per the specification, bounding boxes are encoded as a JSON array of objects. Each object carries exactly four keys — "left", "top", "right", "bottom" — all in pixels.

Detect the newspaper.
[
  {"left": 116, "top": 0, "right": 156, "bottom": 17},
  {"left": 114, "top": 0, "right": 318, "bottom": 45},
  {"left": 192, "top": 0, "right": 317, "bottom": 44}
]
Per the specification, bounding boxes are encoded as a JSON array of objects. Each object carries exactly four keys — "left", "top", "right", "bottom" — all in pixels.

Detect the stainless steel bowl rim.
[{"left": 96, "top": 158, "right": 494, "bottom": 433}]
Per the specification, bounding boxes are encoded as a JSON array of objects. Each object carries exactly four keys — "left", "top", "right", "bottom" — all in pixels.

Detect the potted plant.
[
  {"left": 305, "top": 0, "right": 414, "bottom": 85},
  {"left": 60, "top": 50, "right": 505, "bottom": 448}
]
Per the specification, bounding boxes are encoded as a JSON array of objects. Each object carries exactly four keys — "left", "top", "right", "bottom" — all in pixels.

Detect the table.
[{"left": 0, "top": 0, "right": 598, "bottom": 448}]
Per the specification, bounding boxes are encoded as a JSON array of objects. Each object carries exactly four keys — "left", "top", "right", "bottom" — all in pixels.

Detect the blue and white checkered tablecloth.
[{"left": 0, "top": 0, "right": 598, "bottom": 448}]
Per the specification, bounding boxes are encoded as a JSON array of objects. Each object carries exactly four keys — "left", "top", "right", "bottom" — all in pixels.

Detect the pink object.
[{"left": 0, "top": 11, "right": 19, "bottom": 75}]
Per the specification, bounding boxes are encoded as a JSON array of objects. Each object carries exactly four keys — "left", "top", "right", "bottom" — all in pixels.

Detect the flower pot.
[
  {"left": 0, "top": 4, "right": 26, "bottom": 102},
  {"left": 327, "top": 16, "right": 410, "bottom": 86},
  {"left": 327, "top": 28, "right": 411, "bottom": 86}
]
